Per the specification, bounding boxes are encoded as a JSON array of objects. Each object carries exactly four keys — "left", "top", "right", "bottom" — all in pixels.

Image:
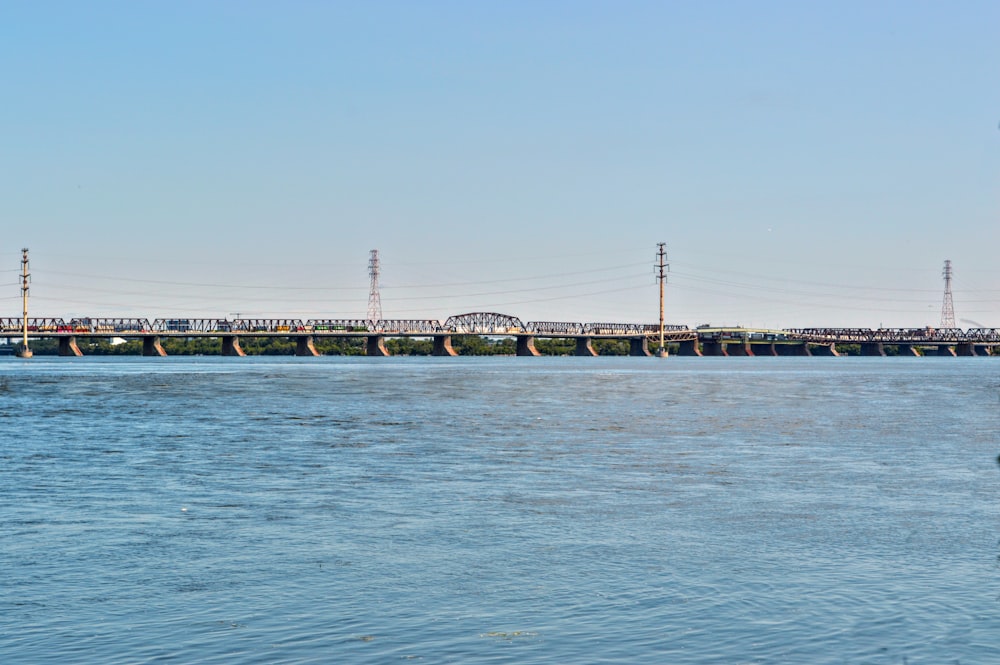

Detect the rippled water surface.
[{"left": 1, "top": 356, "right": 998, "bottom": 663}]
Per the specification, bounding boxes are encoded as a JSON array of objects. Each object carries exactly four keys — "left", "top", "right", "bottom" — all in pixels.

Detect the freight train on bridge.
[{"left": 2, "top": 314, "right": 998, "bottom": 357}]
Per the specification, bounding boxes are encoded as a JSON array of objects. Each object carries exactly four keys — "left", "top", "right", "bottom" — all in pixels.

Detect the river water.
[{"left": 1, "top": 356, "right": 998, "bottom": 663}]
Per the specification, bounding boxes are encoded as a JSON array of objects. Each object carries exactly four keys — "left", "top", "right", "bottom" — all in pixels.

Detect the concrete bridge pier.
[
  {"left": 936, "top": 345, "right": 956, "bottom": 357},
  {"left": 955, "top": 342, "right": 977, "bottom": 357},
  {"left": 777, "top": 343, "right": 810, "bottom": 356},
  {"left": 432, "top": 334, "right": 457, "bottom": 356},
  {"left": 366, "top": 335, "right": 389, "bottom": 356},
  {"left": 574, "top": 337, "right": 597, "bottom": 356},
  {"left": 295, "top": 336, "right": 320, "bottom": 357},
  {"left": 726, "top": 341, "right": 754, "bottom": 357},
  {"left": 58, "top": 336, "right": 83, "bottom": 356},
  {"left": 677, "top": 339, "right": 702, "bottom": 356},
  {"left": 700, "top": 341, "right": 727, "bottom": 356},
  {"left": 810, "top": 343, "right": 839, "bottom": 357},
  {"left": 516, "top": 335, "right": 540, "bottom": 357},
  {"left": 222, "top": 335, "right": 246, "bottom": 357},
  {"left": 629, "top": 337, "right": 652, "bottom": 357},
  {"left": 860, "top": 342, "right": 885, "bottom": 356},
  {"left": 142, "top": 336, "right": 167, "bottom": 356},
  {"left": 896, "top": 344, "right": 920, "bottom": 356}
]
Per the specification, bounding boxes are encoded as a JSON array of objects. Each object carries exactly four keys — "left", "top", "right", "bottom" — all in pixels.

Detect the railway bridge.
[{"left": 2, "top": 315, "right": 997, "bottom": 358}]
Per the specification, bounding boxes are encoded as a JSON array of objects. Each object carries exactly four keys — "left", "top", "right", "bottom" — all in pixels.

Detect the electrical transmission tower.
[
  {"left": 17, "top": 248, "right": 32, "bottom": 358},
  {"left": 367, "top": 249, "right": 383, "bottom": 322},
  {"left": 940, "top": 259, "right": 955, "bottom": 329},
  {"left": 655, "top": 242, "right": 669, "bottom": 357}
]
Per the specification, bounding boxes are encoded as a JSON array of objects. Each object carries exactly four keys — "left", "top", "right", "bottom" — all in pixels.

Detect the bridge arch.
[{"left": 444, "top": 312, "right": 525, "bottom": 334}]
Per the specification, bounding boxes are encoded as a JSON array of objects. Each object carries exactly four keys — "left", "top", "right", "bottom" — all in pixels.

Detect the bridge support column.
[
  {"left": 516, "top": 335, "right": 540, "bottom": 356},
  {"left": 630, "top": 337, "right": 652, "bottom": 357},
  {"left": 727, "top": 342, "right": 754, "bottom": 357},
  {"left": 574, "top": 337, "right": 597, "bottom": 356},
  {"left": 754, "top": 343, "right": 777, "bottom": 356},
  {"left": 936, "top": 345, "right": 956, "bottom": 357},
  {"left": 955, "top": 342, "right": 977, "bottom": 357},
  {"left": 366, "top": 335, "right": 389, "bottom": 356},
  {"left": 222, "top": 335, "right": 246, "bottom": 357},
  {"left": 896, "top": 344, "right": 920, "bottom": 357},
  {"left": 58, "top": 336, "right": 83, "bottom": 357},
  {"left": 432, "top": 335, "right": 457, "bottom": 356},
  {"left": 142, "top": 336, "right": 167, "bottom": 357},
  {"left": 860, "top": 342, "right": 885, "bottom": 357},
  {"left": 295, "top": 336, "right": 320, "bottom": 357},
  {"left": 810, "top": 343, "right": 839, "bottom": 357},
  {"left": 677, "top": 339, "right": 702, "bottom": 356},
  {"left": 701, "top": 341, "right": 727, "bottom": 356},
  {"left": 777, "top": 343, "right": 810, "bottom": 356}
]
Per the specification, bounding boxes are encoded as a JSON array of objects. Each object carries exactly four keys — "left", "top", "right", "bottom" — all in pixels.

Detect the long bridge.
[{"left": 2, "top": 314, "right": 998, "bottom": 357}]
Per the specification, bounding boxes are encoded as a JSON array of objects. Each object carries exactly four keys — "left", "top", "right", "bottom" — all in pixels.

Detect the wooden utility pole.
[
  {"left": 16, "top": 248, "right": 32, "bottom": 358},
  {"left": 656, "top": 242, "right": 668, "bottom": 357}
]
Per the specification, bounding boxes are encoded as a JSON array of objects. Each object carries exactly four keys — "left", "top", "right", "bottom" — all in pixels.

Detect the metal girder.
[{"left": 444, "top": 312, "right": 525, "bottom": 334}]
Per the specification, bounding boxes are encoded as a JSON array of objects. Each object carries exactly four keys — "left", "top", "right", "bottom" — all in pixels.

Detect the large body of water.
[{"left": 1, "top": 357, "right": 998, "bottom": 663}]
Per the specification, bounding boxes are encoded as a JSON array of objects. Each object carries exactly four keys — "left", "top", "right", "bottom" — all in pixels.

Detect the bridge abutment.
[
  {"left": 366, "top": 335, "right": 389, "bottom": 356},
  {"left": 142, "top": 336, "right": 167, "bottom": 356},
  {"left": 516, "top": 335, "right": 540, "bottom": 356},
  {"left": 574, "top": 337, "right": 597, "bottom": 356},
  {"left": 295, "top": 336, "right": 320, "bottom": 357},
  {"left": 222, "top": 335, "right": 246, "bottom": 357},
  {"left": 432, "top": 334, "right": 457, "bottom": 356},
  {"left": 58, "top": 336, "right": 83, "bottom": 357}
]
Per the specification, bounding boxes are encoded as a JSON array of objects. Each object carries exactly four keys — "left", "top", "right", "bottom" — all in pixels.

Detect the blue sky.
[{"left": 2, "top": 1, "right": 998, "bottom": 328}]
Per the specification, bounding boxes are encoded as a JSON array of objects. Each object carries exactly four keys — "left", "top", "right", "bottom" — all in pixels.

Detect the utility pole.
[
  {"left": 16, "top": 248, "right": 32, "bottom": 358},
  {"left": 940, "top": 260, "right": 955, "bottom": 328},
  {"left": 655, "top": 242, "right": 668, "bottom": 357},
  {"left": 367, "top": 249, "right": 383, "bottom": 322}
]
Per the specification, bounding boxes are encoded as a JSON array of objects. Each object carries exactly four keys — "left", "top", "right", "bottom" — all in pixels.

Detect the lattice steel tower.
[
  {"left": 940, "top": 259, "right": 955, "bottom": 328},
  {"left": 367, "top": 249, "right": 383, "bottom": 322}
]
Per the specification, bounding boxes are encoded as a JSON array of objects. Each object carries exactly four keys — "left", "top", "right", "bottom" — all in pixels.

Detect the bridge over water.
[{"left": 2, "top": 314, "right": 997, "bottom": 357}]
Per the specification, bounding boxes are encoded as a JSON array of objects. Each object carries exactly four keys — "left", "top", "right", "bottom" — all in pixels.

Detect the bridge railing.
[
  {"left": 0, "top": 317, "right": 67, "bottom": 333},
  {"left": 306, "top": 319, "right": 373, "bottom": 333},
  {"left": 152, "top": 318, "right": 234, "bottom": 333},
  {"left": 374, "top": 320, "right": 444, "bottom": 334},
  {"left": 526, "top": 321, "right": 584, "bottom": 335},
  {"left": 783, "top": 327, "right": 1000, "bottom": 344},
  {"left": 230, "top": 319, "right": 306, "bottom": 333},
  {"left": 445, "top": 312, "right": 525, "bottom": 334}
]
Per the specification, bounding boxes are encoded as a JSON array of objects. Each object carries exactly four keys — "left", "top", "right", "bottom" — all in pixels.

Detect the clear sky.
[{"left": 2, "top": 1, "right": 998, "bottom": 328}]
